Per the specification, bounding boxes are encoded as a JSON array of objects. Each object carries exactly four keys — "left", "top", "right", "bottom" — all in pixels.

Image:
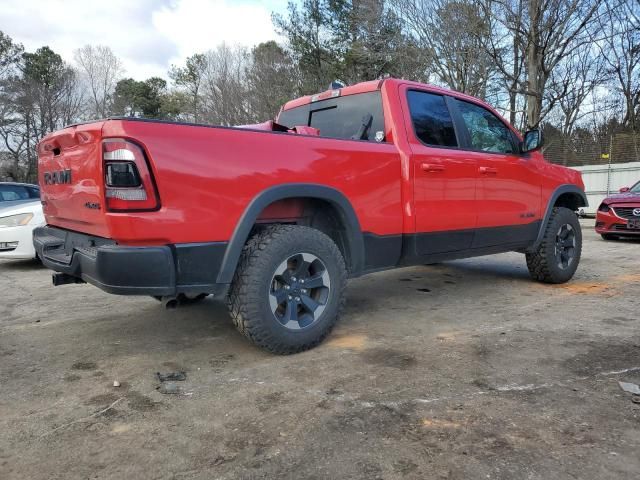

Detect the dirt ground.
[{"left": 1, "top": 219, "right": 639, "bottom": 480}]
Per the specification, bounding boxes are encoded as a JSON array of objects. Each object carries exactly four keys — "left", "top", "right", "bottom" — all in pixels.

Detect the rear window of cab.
[{"left": 278, "top": 92, "right": 385, "bottom": 142}]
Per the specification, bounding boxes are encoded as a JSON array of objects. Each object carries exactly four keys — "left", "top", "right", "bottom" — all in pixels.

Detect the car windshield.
[{"left": 630, "top": 181, "right": 640, "bottom": 193}]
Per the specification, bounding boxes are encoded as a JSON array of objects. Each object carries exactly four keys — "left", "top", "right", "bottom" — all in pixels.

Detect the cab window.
[
  {"left": 278, "top": 92, "right": 385, "bottom": 142},
  {"left": 456, "top": 100, "right": 517, "bottom": 154},
  {"left": 406, "top": 90, "right": 458, "bottom": 147}
]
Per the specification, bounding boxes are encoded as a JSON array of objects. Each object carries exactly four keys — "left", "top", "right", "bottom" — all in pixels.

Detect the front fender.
[{"left": 529, "top": 184, "right": 587, "bottom": 251}]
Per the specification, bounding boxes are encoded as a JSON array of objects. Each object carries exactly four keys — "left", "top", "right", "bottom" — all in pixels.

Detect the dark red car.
[{"left": 596, "top": 181, "right": 640, "bottom": 240}]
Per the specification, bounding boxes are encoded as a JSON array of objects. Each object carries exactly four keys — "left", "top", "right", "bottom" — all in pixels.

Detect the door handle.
[
  {"left": 479, "top": 166, "right": 498, "bottom": 175},
  {"left": 421, "top": 163, "right": 445, "bottom": 172}
]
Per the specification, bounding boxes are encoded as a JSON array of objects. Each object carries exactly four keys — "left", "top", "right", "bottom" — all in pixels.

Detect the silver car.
[{"left": 0, "top": 183, "right": 44, "bottom": 259}]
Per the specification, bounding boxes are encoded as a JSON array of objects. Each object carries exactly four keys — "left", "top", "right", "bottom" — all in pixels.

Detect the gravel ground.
[{"left": 1, "top": 219, "right": 639, "bottom": 480}]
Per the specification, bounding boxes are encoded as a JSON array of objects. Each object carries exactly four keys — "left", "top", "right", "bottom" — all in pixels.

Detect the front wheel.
[
  {"left": 526, "top": 207, "right": 582, "bottom": 284},
  {"left": 228, "top": 225, "right": 347, "bottom": 354}
]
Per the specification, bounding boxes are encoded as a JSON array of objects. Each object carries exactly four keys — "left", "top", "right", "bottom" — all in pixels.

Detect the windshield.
[{"left": 630, "top": 181, "right": 640, "bottom": 193}]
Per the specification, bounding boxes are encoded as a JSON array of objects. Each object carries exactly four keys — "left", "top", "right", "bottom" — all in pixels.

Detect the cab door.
[
  {"left": 404, "top": 89, "right": 478, "bottom": 255},
  {"left": 452, "top": 99, "right": 542, "bottom": 248}
]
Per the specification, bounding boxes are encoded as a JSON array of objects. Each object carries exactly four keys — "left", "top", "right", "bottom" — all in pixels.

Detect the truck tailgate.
[{"left": 37, "top": 121, "right": 109, "bottom": 238}]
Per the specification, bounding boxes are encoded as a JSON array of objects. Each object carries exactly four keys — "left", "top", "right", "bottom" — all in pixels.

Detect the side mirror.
[
  {"left": 619, "top": 187, "right": 630, "bottom": 193},
  {"left": 522, "top": 129, "right": 543, "bottom": 153}
]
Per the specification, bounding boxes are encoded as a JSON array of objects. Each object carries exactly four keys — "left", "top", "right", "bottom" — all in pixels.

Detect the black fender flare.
[
  {"left": 529, "top": 184, "right": 588, "bottom": 251},
  {"left": 216, "top": 184, "right": 365, "bottom": 284}
]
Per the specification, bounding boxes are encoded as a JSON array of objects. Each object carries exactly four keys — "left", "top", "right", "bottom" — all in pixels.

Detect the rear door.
[
  {"left": 452, "top": 99, "right": 542, "bottom": 248},
  {"left": 404, "top": 89, "right": 478, "bottom": 255}
]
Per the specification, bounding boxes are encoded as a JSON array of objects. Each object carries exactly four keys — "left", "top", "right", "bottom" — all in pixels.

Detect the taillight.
[{"left": 103, "top": 139, "right": 159, "bottom": 211}]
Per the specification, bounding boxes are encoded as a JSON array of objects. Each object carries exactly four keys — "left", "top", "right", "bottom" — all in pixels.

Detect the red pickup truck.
[{"left": 34, "top": 79, "right": 586, "bottom": 354}]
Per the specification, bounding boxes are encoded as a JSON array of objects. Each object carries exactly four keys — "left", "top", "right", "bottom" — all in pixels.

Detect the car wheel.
[
  {"left": 601, "top": 234, "right": 619, "bottom": 241},
  {"left": 228, "top": 225, "right": 347, "bottom": 354},
  {"left": 526, "top": 207, "right": 582, "bottom": 284}
]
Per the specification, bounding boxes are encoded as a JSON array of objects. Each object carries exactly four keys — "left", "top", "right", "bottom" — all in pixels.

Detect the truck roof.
[
  {"left": 282, "top": 80, "right": 384, "bottom": 110},
  {"left": 281, "top": 78, "right": 498, "bottom": 115}
]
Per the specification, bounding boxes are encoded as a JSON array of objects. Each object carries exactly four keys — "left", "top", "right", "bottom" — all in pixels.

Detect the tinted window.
[
  {"left": 278, "top": 106, "right": 308, "bottom": 129},
  {"left": 28, "top": 187, "right": 40, "bottom": 199},
  {"left": 406, "top": 91, "right": 457, "bottom": 147},
  {"left": 0, "top": 185, "right": 30, "bottom": 202},
  {"left": 278, "top": 92, "right": 385, "bottom": 142},
  {"left": 456, "top": 100, "right": 516, "bottom": 154}
]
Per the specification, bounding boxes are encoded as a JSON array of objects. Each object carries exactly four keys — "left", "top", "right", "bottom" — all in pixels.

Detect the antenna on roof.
[{"left": 329, "top": 80, "right": 346, "bottom": 90}]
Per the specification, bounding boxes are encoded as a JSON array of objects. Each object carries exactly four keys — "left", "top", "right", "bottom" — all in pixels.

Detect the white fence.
[{"left": 571, "top": 162, "right": 640, "bottom": 215}]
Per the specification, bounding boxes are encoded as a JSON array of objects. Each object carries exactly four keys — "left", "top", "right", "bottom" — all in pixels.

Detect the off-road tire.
[
  {"left": 526, "top": 207, "right": 582, "bottom": 284},
  {"left": 227, "top": 225, "right": 347, "bottom": 354},
  {"left": 601, "top": 234, "right": 618, "bottom": 241}
]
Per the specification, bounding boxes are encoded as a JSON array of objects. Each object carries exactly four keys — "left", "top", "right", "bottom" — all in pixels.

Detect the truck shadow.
[
  {"left": 345, "top": 256, "right": 533, "bottom": 318},
  {"left": 0, "top": 258, "right": 44, "bottom": 271},
  {"left": 78, "top": 298, "right": 265, "bottom": 360},
  {"left": 431, "top": 258, "right": 532, "bottom": 281}
]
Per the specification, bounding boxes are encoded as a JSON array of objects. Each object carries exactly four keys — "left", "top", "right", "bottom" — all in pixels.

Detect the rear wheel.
[
  {"left": 601, "top": 234, "right": 619, "bottom": 241},
  {"left": 526, "top": 207, "right": 582, "bottom": 284},
  {"left": 228, "top": 225, "right": 347, "bottom": 354}
]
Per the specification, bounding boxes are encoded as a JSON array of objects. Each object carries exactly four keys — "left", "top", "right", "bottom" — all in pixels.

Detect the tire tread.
[
  {"left": 526, "top": 207, "right": 581, "bottom": 284},
  {"left": 227, "top": 225, "right": 346, "bottom": 354}
]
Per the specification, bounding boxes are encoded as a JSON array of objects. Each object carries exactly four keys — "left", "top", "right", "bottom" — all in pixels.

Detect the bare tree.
[
  {"left": 477, "top": 0, "right": 527, "bottom": 126},
  {"left": 74, "top": 45, "right": 123, "bottom": 119},
  {"left": 393, "top": 0, "right": 493, "bottom": 97},
  {"left": 201, "top": 44, "right": 251, "bottom": 126},
  {"left": 597, "top": 0, "right": 640, "bottom": 131},
  {"left": 169, "top": 53, "right": 207, "bottom": 122},
  {"left": 480, "top": 0, "right": 612, "bottom": 129},
  {"left": 541, "top": 45, "right": 608, "bottom": 164},
  {"left": 547, "top": 45, "right": 608, "bottom": 138}
]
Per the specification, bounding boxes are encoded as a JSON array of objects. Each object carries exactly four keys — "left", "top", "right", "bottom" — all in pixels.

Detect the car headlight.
[
  {"left": 0, "top": 213, "right": 34, "bottom": 227},
  {"left": 598, "top": 203, "right": 610, "bottom": 213}
]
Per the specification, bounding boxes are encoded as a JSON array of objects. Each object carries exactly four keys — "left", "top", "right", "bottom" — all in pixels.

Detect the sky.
[{"left": 0, "top": 0, "right": 290, "bottom": 80}]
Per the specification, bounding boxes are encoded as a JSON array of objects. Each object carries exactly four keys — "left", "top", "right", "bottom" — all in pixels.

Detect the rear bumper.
[{"left": 33, "top": 226, "right": 229, "bottom": 297}]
